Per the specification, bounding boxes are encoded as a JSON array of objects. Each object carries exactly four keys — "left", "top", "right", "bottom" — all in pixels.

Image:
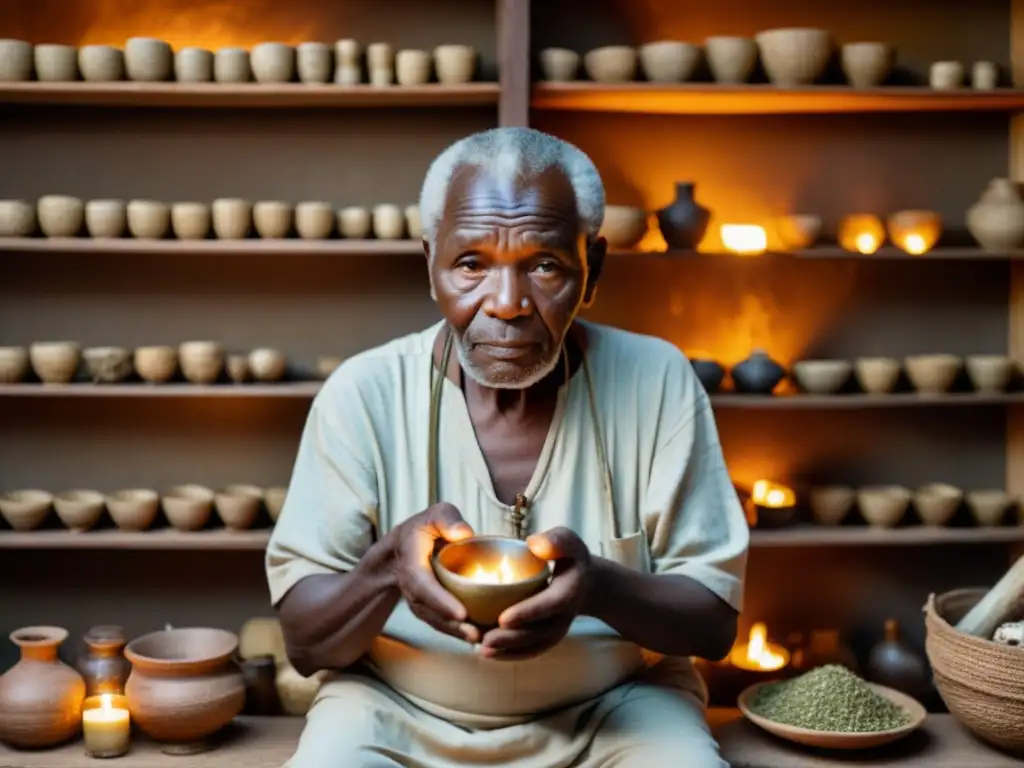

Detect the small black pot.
[
  {"left": 732, "top": 349, "right": 786, "bottom": 395},
  {"left": 690, "top": 358, "right": 726, "bottom": 393}
]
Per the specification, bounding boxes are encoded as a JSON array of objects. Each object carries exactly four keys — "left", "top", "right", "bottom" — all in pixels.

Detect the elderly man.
[{"left": 266, "top": 127, "right": 748, "bottom": 767}]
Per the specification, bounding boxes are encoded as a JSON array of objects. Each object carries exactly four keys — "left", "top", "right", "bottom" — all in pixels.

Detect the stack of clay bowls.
[
  {"left": 808, "top": 484, "right": 1022, "bottom": 528},
  {"left": 785, "top": 354, "right": 1015, "bottom": 396},
  {"left": 0, "top": 195, "right": 422, "bottom": 242},
  {"left": 0, "top": 38, "right": 480, "bottom": 86}
]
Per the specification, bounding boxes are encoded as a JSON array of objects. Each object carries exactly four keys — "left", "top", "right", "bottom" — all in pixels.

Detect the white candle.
[{"left": 82, "top": 693, "right": 130, "bottom": 758}]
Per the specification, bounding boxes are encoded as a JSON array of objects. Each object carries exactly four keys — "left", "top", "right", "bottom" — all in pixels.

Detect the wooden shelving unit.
[
  {"left": 0, "top": 238, "right": 424, "bottom": 256},
  {"left": 531, "top": 83, "right": 1024, "bottom": 115},
  {"left": 610, "top": 246, "right": 1023, "bottom": 261}
]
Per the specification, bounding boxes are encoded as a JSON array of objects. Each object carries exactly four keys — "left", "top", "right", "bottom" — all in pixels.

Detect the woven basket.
[{"left": 924, "top": 588, "right": 1024, "bottom": 755}]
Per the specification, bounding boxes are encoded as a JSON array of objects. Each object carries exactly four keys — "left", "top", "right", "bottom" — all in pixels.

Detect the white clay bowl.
[
  {"left": 0, "top": 490, "right": 53, "bottom": 531},
  {"left": 905, "top": 354, "right": 961, "bottom": 395},
  {"left": 857, "top": 485, "right": 911, "bottom": 528},
  {"left": 793, "top": 359, "right": 852, "bottom": 395},
  {"left": 756, "top": 28, "right": 833, "bottom": 86},
  {"left": 54, "top": 490, "right": 105, "bottom": 532},
  {"left": 0, "top": 346, "right": 29, "bottom": 383}
]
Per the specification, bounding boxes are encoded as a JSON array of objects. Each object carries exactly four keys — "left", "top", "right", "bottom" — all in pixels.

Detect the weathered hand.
[
  {"left": 390, "top": 502, "right": 480, "bottom": 644},
  {"left": 477, "top": 526, "right": 591, "bottom": 660}
]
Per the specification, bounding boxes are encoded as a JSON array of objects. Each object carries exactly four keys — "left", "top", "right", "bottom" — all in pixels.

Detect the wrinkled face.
[{"left": 426, "top": 165, "right": 606, "bottom": 389}]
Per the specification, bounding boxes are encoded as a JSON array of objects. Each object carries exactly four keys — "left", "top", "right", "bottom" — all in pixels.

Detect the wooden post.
[
  {"left": 496, "top": 0, "right": 530, "bottom": 127},
  {"left": 1009, "top": 0, "right": 1024, "bottom": 564}
]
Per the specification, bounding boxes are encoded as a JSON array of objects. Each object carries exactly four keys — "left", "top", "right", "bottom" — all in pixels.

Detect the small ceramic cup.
[
  {"left": 37, "top": 195, "right": 84, "bottom": 237},
  {"left": 929, "top": 61, "right": 964, "bottom": 90},
  {"left": 297, "top": 42, "right": 331, "bottom": 83},
  {"left": 212, "top": 198, "right": 252, "bottom": 239},
  {"left": 253, "top": 201, "right": 293, "bottom": 239},
  {"left": 85, "top": 199, "right": 127, "bottom": 238},
  {"left": 214, "top": 47, "right": 251, "bottom": 83},
  {"left": 396, "top": 49, "right": 431, "bottom": 86},
  {"left": 338, "top": 206, "right": 371, "bottom": 239},
  {"left": 840, "top": 42, "right": 892, "bottom": 88},
  {"left": 372, "top": 204, "right": 405, "bottom": 239},
  {"left": 171, "top": 202, "right": 211, "bottom": 240},
  {"left": 434, "top": 44, "right": 476, "bottom": 84},
  {"left": 125, "top": 37, "right": 173, "bottom": 82},
  {"left": 539, "top": 47, "right": 580, "bottom": 82},
  {"left": 703, "top": 36, "right": 757, "bottom": 84},
  {"left": 34, "top": 44, "right": 78, "bottom": 81},
  {"left": 251, "top": 42, "right": 295, "bottom": 83},
  {"left": 973, "top": 61, "right": 998, "bottom": 89},
  {"left": 127, "top": 200, "right": 170, "bottom": 239},
  {"left": 0, "top": 39, "right": 33, "bottom": 81},
  {"left": 295, "top": 201, "right": 334, "bottom": 239},
  {"left": 333, "top": 39, "right": 362, "bottom": 84},
  {"left": 134, "top": 346, "right": 177, "bottom": 383},
  {"left": 405, "top": 205, "right": 422, "bottom": 239},
  {"left": 0, "top": 200, "right": 36, "bottom": 237},
  {"left": 174, "top": 47, "right": 213, "bottom": 82},
  {"left": 78, "top": 45, "right": 124, "bottom": 81},
  {"left": 179, "top": 340, "right": 224, "bottom": 384},
  {"left": 367, "top": 42, "right": 394, "bottom": 86}
]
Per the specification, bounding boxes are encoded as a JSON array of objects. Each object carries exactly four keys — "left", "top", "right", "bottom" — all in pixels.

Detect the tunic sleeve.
[
  {"left": 265, "top": 395, "right": 379, "bottom": 607},
  {"left": 644, "top": 388, "right": 749, "bottom": 612}
]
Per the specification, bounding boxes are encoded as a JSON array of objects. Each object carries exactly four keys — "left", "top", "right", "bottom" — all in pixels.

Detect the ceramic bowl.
[
  {"left": 704, "top": 36, "right": 757, "bottom": 83},
  {"left": 638, "top": 41, "right": 701, "bottom": 83},
  {"left": 913, "top": 482, "right": 962, "bottom": 527},
  {"left": 161, "top": 484, "right": 214, "bottom": 531},
  {"left": 809, "top": 485, "right": 856, "bottom": 526},
  {"left": 0, "top": 39, "right": 33, "bottom": 81},
  {"left": 214, "top": 48, "right": 251, "bottom": 83},
  {"left": 966, "top": 489, "right": 1013, "bottom": 527},
  {"left": 37, "top": 195, "right": 84, "bottom": 237},
  {"left": 253, "top": 201, "right": 293, "bottom": 239},
  {"left": 372, "top": 204, "right": 405, "bottom": 239},
  {"left": 854, "top": 357, "right": 901, "bottom": 394},
  {"left": 78, "top": 45, "right": 124, "bottom": 82},
  {"left": 599, "top": 205, "right": 648, "bottom": 250},
  {"left": 83, "top": 346, "right": 133, "bottom": 384},
  {"left": 215, "top": 484, "right": 263, "bottom": 530},
  {"left": 248, "top": 348, "right": 286, "bottom": 382},
  {"left": 0, "top": 346, "right": 29, "bottom": 383},
  {"left": 134, "top": 346, "right": 177, "bottom": 383},
  {"left": 755, "top": 28, "right": 833, "bottom": 86},
  {"left": 965, "top": 355, "right": 1013, "bottom": 393},
  {"left": 170, "top": 202, "right": 211, "bottom": 240},
  {"left": 0, "top": 199, "right": 36, "bottom": 237},
  {"left": 857, "top": 485, "right": 911, "bottom": 528},
  {"left": 125, "top": 37, "right": 172, "bottom": 81},
  {"left": 583, "top": 45, "right": 638, "bottom": 83},
  {"left": 432, "top": 536, "right": 551, "bottom": 627},
  {"left": 338, "top": 206, "right": 371, "bottom": 239},
  {"left": 34, "top": 44, "right": 78, "bottom": 81},
  {"left": 776, "top": 214, "right": 822, "bottom": 250},
  {"left": 886, "top": 210, "right": 942, "bottom": 255},
  {"left": 212, "top": 198, "right": 252, "bottom": 240},
  {"left": 405, "top": 205, "right": 422, "bottom": 239},
  {"left": 396, "top": 49, "right": 431, "bottom": 86},
  {"left": 227, "top": 354, "right": 250, "bottom": 383},
  {"left": 264, "top": 486, "right": 287, "bottom": 522},
  {"left": 433, "top": 44, "right": 476, "bottom": 84},
  {"left": 0, "top": 490, "right": 53, "bottom": 531},
  {"left": 905, "top": 354, "right": 961, "bottom": 395},
  {"left": 539, "top": 47, "right": 579, "bottom": 81},
  {"left": 179, "top": 341, "right": 224, "bottom": 384},
  {"left": 930, "top": 61, "right": 964, "bottom": 90},
  {"left": 316, "top": 355, "right": 343, "bottom": 379},
  {"left": 841, "top": 42, "right": 892, "bottom": 88},
  {"left": 793, "top": 359, "right": 852, "bottom": 395},
  {"left": 105, "top": 488, "right": 159, "bottom": 531},
  {"left": 251, "top": 42, "right": 295, "bottom": 83},
  {"left": 85, "top": 199, "right": 127, "bottom": 238},
  {"left": 174, "top": 47, "right": 213, "bottom": 82},
  {"left": 297, "top": 42, "right": 332, "bottom": 84},
  {"left": 127, "top": 200, "right": 170, "bottom": 240},
  {"left": 53, "top": 489, "right": 105, "bottom": 532},
  {"left": 29, "top": 341, "right": 81, "bottom": 384},
  {"left": 294, "top": 202, "right": 334, "bottom": 240}
]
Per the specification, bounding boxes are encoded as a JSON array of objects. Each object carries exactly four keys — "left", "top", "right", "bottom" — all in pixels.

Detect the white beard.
[{"left": 453, "top": 334, "right": 564, "bottom": 390}]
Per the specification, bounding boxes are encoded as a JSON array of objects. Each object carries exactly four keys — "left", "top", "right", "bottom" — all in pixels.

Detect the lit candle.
[
  {"left": 838, "top": 214, "right": 886, "bottom": 254},
  {"left": 729, "top": 622, "right": 791, "bottom": 672},
  {"left": 82, "top": 693, "right": 130, "bottom": 758},
  {"left": 752, "top": 479, "right": 795, "bottom": 508},
  {"left": 721, "top": 224, "right": 767, "bottom": 256},
  {"left": 886, "top": 210, "right": 942, "bottom": 255},
  {"left": 466, "top": 555, "right": 518, "bottom": 584}
]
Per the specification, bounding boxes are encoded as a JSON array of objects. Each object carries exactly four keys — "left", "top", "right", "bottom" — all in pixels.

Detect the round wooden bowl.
[{"left": 738, "top": 680, "right": 926, "bottom": 750}]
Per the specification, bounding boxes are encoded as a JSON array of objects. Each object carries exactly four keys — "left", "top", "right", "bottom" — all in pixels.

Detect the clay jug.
[
  {"left": 76, "top": 625, "right": 131, "bottom": 697},
  {"left": 0, "top": 626, "right": 86, "bottom": 748},
  {"left": 731, "top": 349, "right": 786, "bottom": 394},
  {"left": 656, "top": 182, "right": 711, "bottom": 250},
  {"left": 865, "top": 618, "right": 930, "bottom": 700},
  {"left": 966, "top": 178, "right": 1024, "bottom": 252}
]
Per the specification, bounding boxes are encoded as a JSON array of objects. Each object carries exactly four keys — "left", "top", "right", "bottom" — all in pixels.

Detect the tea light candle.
[
  {"left": 886, "top": 210, "right": 942, "bottom": 255},
  {"left": 721, "top": 224, "right": 767, "bottom": 256},
  {"left": 82, "top": 693, "right": 130, "bottom": 758},
  {"left": 838, "top": 214, "right": 885, "bottom": 254}
]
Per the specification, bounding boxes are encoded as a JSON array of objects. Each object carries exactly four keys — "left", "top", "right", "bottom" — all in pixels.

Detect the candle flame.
[
  {"left": 468, "top": 555, "right": 517, "bottom": 584},
  {"left": 729, "top": 622, "right": 789, "bottom": 671},
  {"left": 855, "top": 231, "right": 880, "bottom": 254},
  {"left": 721, "top": 224, "right": 767, "bottom": 256},
  {"left": 902, "top": 233, "right": 927, "bottom": 255},
  {"left": 752, "top": 479, "right": 795, "bottom": 508},
  {"left": 100, "top": 694, "right": 114, "bottom": 713}
]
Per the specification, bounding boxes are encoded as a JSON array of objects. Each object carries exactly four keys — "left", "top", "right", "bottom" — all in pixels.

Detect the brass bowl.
[{"left": 432, "top": 536, "right": 551, "bottom": 627}]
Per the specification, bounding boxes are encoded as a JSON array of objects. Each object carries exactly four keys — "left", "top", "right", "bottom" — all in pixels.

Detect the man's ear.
[
  {"left": 422, "top": 237, "right": 437, "bottom": 302},
  {"left": 582, "top": 235, "right": 607, "bottom": 308}
]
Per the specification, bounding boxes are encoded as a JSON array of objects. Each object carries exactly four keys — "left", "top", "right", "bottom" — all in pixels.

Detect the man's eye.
[
  {"left": 535, "top": 261, "right": 559, "bottom": 274},
  {"left": 456, "top": 257, "right": 483, "bottom": 272}
]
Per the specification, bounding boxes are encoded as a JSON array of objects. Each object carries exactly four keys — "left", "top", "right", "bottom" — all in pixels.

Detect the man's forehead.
[{"left": 443, "top": 164, "right": 577, "bottom": 219}]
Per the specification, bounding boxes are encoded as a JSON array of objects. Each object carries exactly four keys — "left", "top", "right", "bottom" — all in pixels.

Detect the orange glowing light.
[
  {"left": 838, "top": 214, "right": 886, "bottom": 255},
  {"left": 886, "top": 211, "right": 942, "bottom": 256},
  {"left": 467, "top": 555, "right": 517, "bottom": 584},
  {"left": 751, "top": 479, "right": 795, "bottom": 508},
  {"left": 854, "top": 232, "right": 880, "bottom": 254},
  {"left": 729, "top": 622, "right": 790, "bottom": 672},
  {"left": 721, "top": 224, "right": 767, "bottom": 256}
]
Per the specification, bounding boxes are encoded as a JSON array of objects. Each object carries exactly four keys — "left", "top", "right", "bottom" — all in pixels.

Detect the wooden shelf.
[
  {"left": 0, "top": 528, "right": 271, "bottom": 550},
  {"left": 709, "top": 393, "right": 1024, "bottom": 408},
  {"left": 0, "top": 238, "right": 423, "bottom": 256},
  {"left": 750, "top": 525, "right": 1024, "bottom": 547},
  {"left": 0, "top": 82, "right": 501, "bottom": 108},
  {"left": 532, "top": 82, "right": 1024, "bottom": 115},
  {"left": 611, "top": 247, "right": 1017, "bottom": 261}
]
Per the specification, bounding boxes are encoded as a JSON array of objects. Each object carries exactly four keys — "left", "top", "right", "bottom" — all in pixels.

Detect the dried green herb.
[{"left": 749, "top": 664, "right": 911, "bottom": 733}]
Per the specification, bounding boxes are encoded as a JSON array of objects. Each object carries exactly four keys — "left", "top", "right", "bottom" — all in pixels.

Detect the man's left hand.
[{"left": 477, "top": 527, "right": 591, "bottom": 661}]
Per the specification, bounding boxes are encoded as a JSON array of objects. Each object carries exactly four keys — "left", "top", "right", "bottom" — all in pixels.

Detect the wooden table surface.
[{"left": 0, "top": 711, "right": 1019, "bottom": 767}]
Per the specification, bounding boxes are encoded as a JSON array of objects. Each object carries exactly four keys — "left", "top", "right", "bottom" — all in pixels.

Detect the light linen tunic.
[{"left": 266, "top": 319, "right": 749, "bottom": 767}]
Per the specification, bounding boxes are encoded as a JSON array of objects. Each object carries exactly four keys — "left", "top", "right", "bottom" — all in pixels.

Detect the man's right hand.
[{"left": 387, "top": 502, "right": 480, "bottom": 644}]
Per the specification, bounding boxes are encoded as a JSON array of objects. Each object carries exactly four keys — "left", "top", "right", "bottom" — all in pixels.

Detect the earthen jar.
[
  {"left": 85, "top": 199, "right": 127, "bottom": 238},
  {"left": 34, "top": 44, "right": 78, "bottom": 82},
  {"left": 0, "top": 199, "right": 36, "bottom": 237},
  {"left": 0, "top": 626, "right": 86, "bottom": 748},
  {"left": 124, "top": 37, "right": 172, "bottom": 82},
  {"left": 967, "top": 178, "right": 1024, "bottom": 252},
  {"left": 174, "top": 47, "right": 213, "bottom": 82},
  {"left": 77, "top": 625, "right": 131, "bottom": 697},
  {"left": 539, "top": 48, "right": 579, "bottom": 82},
  {"left": 78, "top": 45, "right": 124, "bottom": 82},
  {"left": 0, "top": 39, "right": 33, "bottom": 81},
  {"left": 296, "top": 42, "right": 331, "bottom": 83},
  {"left": 295, "top": 201, "right": 334, "bottom": 239},
  {"left": 125, "top": 627, "right": 245, "bottom": 746}
]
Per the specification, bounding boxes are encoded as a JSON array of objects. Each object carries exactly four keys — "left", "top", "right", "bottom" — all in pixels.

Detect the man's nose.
[{"left": 482, "top": 267, "right": 532, "bottom": 320}]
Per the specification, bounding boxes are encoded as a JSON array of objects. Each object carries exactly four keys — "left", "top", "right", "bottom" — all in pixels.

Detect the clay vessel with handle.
[{"left": 0, "top": 626, "right": 86, "bottom": 748}]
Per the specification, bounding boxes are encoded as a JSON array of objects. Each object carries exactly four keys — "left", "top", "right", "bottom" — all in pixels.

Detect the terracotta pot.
[
  {"left": 77, "top": 626, "right": 131, "bottom": 697},
  {"left": 656, "top": 182, "right": 711, "bottom": 250},
  {"left": 0, "top": 626, "right": 86, "bottom": 748},
  {"left": 125, "top": 627, "right": 245, "bottom": 746},
  {"left": 967, "top": 178, "right": 1024, "bottom": 252},
  {"left": 731, "top": 349, "right": 786, "bottom": 395}
]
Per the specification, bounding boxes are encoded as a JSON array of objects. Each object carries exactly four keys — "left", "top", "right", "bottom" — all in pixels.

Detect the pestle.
[{"left": 955, "top": 554, "right": 1024, "bottom": 638}]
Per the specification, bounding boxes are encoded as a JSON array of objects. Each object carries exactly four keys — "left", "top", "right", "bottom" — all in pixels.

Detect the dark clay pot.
[
  {"left": 865, "top": 619, "right": 930, "bottom": 700},
  {"left": 731, "top": 349, "right": 786, "bottom": 395},
  {"left": 76, "top": 625, "right": 131, "bottom": 697},
  {"left": 656, "top": 182, "right": 711, "bottom": 250},
  {"left": 690, "top": 359, "right": 725, "bottom": 393}
]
